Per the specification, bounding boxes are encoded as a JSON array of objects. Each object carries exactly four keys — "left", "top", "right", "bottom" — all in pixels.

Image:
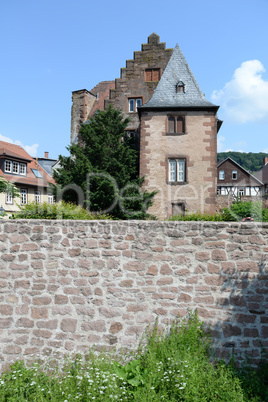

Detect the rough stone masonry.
[{"left": 0, "top": 219, "right": 267, "bottom": 371}]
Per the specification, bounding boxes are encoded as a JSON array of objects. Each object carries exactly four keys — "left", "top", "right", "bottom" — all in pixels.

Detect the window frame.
[
  {"left": 168, "top": 158, "right": 186, "bottom": 184},
  {"left": 166, "top": 115, "right": 185, "bottom": 135},
  {"left": 34, "top": 190, "right": 41, "bottom": 204},
  {"left": 144, "top": 68, "right": 161, "bottom": 82},
  {"left": 48, "top": 194, "right": 54, "bottom": 204},
  {"left": 128, "top": 98, "right": 142, "bottom": 113},
  {"left": 4, "top": 159, "right": 27, "bottom": 176},
  {"left": 21, "top": 188, "right": 28, "bottom": 205},
  {"left": 232, "top": 170, "right": 238, "bottom": 180},
  {"left": 6, "top": 192, "right": 13, "bottom": 205},
  {"left": 219, "top": 170, "right": 225, "bottom": 180}
]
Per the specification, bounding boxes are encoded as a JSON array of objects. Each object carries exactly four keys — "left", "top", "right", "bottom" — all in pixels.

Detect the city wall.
[{"left": 0, "top": 219, "right": 267, "bottom": 371}]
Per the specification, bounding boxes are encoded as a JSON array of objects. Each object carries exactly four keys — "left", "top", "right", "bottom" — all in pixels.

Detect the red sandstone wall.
[{"left": 0, "top": 220, "right": 267, "bottom": 371}]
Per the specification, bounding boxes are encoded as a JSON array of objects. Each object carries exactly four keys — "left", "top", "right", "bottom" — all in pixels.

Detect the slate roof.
[{"left": 141, "top": 44, "right": 218, "bottom": 110}]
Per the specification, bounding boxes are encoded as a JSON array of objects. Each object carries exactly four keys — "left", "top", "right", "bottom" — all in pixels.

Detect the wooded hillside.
[{"left": 217, "top": 152, "right": 267, "bottom": 172}]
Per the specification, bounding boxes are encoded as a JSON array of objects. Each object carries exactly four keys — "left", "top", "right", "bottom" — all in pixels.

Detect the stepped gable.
[{"left": 142, "top": 44, "right": 218, "bottom": 109}]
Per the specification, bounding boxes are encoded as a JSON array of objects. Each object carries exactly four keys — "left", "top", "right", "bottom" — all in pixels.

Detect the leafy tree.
[
  {"left": 0, "top": 177, "right": 19, "bottom": 197},
  {"left": 53, "top": 106, "right": 156, "bottom": 219},
  {"left": 217, "top": 151, "right": 267, "bottom": 172}
]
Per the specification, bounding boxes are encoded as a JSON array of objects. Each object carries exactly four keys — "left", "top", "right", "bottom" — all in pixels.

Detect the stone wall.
[{"left": 0, "top": 220, "right": 267, "bottom": 371}]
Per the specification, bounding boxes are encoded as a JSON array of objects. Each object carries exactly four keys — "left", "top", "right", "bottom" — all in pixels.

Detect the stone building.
[{"left": 70, "top": 33, "right": 221, "bottom": 218}]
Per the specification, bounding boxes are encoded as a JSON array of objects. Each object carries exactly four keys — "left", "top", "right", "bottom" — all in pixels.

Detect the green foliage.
[
  {"left": 169, "top": 211, "right": 224, "bottom": 221},
  {"left": 11, "top": 201, "right": 110, "bottom": 220},
  {"left": 53, "top": 105, "right": 156, "bottom": 219},
  {"left": 217, "top": 151, "right": 267, "bottom": 172},
  {"left": 169, "top": 200, "right": 268, "bottom": 222},
  {"left": 0, "top": 176, "right": 19, "bottom": 197},
  {"left": 2, "top": 312, "right": 266, "bottom": 401},
  {"left": 220, "top": 199, "right": 268, "bottom": 222}
]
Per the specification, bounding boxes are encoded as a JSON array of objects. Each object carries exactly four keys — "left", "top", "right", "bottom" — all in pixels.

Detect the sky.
[{"left": 0, "top": 0, "right": 268, "bottom": 159}]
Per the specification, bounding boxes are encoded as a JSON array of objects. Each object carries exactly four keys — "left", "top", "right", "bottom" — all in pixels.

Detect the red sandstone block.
[
  {"left": 221, "top": 261, "right": 236, "bottom": 274},
  {"left": 160, "top": 264, "right": 172, "bottom": 275},
  {"left": 70, "top": 296, "right": 85, "bottom": 305},
  {"left": 60, "top": 318, "right": 77, "bottom": 333},
  {"left": 63, "top": 287, "right": 80, "bottom": 295},
  {"left": 261, "top": 326, "right": 268, "bottom": 338},
  {"left": 109, "top": 322, "right": 123, "bottom": 334},
  {"left": 82, "top": 320, "right": 106, "bottom": 332},
  {"left": 195, "top": 251, "right": 210, "bottom": 261},
  {"left": 236, "top": 261, "right": 259, "bottom": 272},
  {"left": 205, "top": 276, "right": 224, "bottom": 286},
  {"left": 33, "top": 329, "right": 52, "bottom": 339},
  {"left": 178, "top": 293, "right": 192, "bottom": 302},
  {"left": 22, "top": 243, "right": 38, "bottom": 251},
  {"left": 157, "top": 278, "right": 173, "bottom": 286},
  {"left": 119, "top": 280, "right": 133, "bottom": 287},
  {"left": 33, "top": 296, "right": 52, "bottom": 306},
  {"left": 0, "top": 317, "right": 13, "bottom": 328},
  {"left": 146, "top": 265, "right": 158, "bottom": 275},
  {"left": 127, "top": 304, "right": 147, "bottom": 313},
  {"left": 235, "top": 314, "right": 256, "bottom": 324},
  {"left": 16, "top": 317, "right": 34, "bottom": 328},
  {"left": 123, "top": 261, "right": 144, "bottom": 271},
  {"left": 212, "top": 250, "right": 227, "bottom": 261},
  {"left": 31, "top": 307, "right": 48, "bottom": 320},
  {"left": 68, "top": 248, "right": 81, "bottom": 257},
  {"left": 15, "top": 280, "right": 30, "bottom": 289},
  {"left": 1, "top": 254, "right": 15, "bottom": 262},
  {"left": 61, "top": 238, "right": 70, "bottom": 247},
  {"left": 37, "top": 320, "right": 58, "bottom": 329},
  {"left": 244, "top": 328, "right": 259, "bottom": 337},
  {"left": 223, "top": 324, "right": 242, "bottom": 337},
  {"left": 207, "top": 263, "right": 220, "bottom": 274},
  {"left": 3, "top": 345, "right": 22, "bottom": 354},
  {"left": 0, "top": 305, "right": 13, "bottom": 315},
  {"left": 194, "top": 296, "right": 214, "bottom": 304}
]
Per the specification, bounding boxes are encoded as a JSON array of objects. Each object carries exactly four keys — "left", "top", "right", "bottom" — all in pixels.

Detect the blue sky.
[{"left": 1, "top": 0, "right": 268, "bottom": 159}]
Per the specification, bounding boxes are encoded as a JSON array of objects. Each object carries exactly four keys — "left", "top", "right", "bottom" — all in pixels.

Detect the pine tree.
[{"left": 53, "top": 106, "right": 156, "bottom": 219}]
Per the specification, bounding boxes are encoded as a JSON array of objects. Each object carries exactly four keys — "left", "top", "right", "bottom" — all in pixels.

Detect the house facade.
[
  {"left": 216, "top": 157, "right": 264, "bottom": 210},
  {"left": 70, "top": 33, "right": 221, "bottom": 218},
  {"left": 254, "top": 157, "right": 268, "bottom": 197},
  {"left": 0, "top": 141, "right": 55, "bottom": 214}
]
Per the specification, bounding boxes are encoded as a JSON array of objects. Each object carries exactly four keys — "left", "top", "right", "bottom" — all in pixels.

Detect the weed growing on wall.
[{"left": 1, "top": 313, "right": 266, "bottom": 401}]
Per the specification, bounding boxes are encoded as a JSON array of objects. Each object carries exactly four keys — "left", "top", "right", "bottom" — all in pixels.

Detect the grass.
[{"left": 0, "top": 313, "right": 267, "bottom": 401}]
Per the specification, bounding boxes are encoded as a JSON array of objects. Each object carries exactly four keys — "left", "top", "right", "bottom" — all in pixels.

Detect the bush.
[
  {"left": 11, "top": 201, "right": 111, "bottom": 220},
  {"left": 169, "top": 200, "right": 268, "bottom": 222},
  {"left": 1, "top": 313, "right": 260, "bottom": 401}
]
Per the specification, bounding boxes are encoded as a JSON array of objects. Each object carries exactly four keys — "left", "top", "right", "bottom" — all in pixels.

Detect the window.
[
  {"left": 145, "top": 68, "right": 160, "bottom": 82},
  {"left": 19, "top": 163, "right": 26, "bottom": 175},
  {"left": 4, "top": 160, "right": 27, "bottom": 175},
  {"left": 176, "top": 81, "right": 185, "bottom": 93},
  {"left": 232, "top": 170, "right": 238, "bottom": 180},
  {"left": 4, "top": 160, "right": 12, "bottom": 173},
  {"left": 48, "top": 194, "right": 54, "bottom": 204},
  {"left": 35, "top": 191, "right": 41, "bottom": 204},
  {"left": 128, "top": 98, "right": 142, "bottom": 112},
  {"left": 167, "top": 116, "right": 185, "bottom": 134},
  {"left": 239, "top": 189, "right": 244, "bottom": 196},
  {"left": 13, "top": 162, "right": 19, "bottom": 174},
  {"left": 168, "top": 159, "right": 186, "bottom": 183},
  {"left": 6, "top": 192, "right": 13, "bottom": 204},
  {"left": 219, "top": 170, "right": 225, "bottom": 180},
  {"left": 31, "top": 169, "right": 43, "bottom": 178},
  {"left": 21, "top": 189, "right": 27, "bottom": 205}
]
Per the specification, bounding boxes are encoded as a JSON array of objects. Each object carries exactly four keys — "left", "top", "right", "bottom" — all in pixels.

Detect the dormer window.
[
  {"left": 176, "top": 81, "right": 185, "bottom": 93},
  {"left": 4, "top": 160, "right": 27, "bottom": 176}
]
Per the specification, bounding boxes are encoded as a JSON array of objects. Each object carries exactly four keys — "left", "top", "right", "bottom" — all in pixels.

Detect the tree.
[
  {"left": 53, "top": 106, "right": 156, "bottom": 219},
  {"left": 0, "top": 177, "right": 19, "bottom": 197}
]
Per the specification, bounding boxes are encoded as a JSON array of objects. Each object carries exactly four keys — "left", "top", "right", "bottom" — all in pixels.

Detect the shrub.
[
  {"left": 0, "top": 313, "right": 254, "bottom": 401},
  {"left": 11, "top": 201, "right": 111, "bottom": 220}
]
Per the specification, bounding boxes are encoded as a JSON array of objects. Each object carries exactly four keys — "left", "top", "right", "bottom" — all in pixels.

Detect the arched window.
[
  {"left": 176, "top": 81, "right": 185, "bottom": 93},
  {"left": 168, "top": 116, "right": 175, "bottom": 133}
]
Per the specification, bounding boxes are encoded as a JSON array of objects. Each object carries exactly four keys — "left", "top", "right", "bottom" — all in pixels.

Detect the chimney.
[
  {"left": 263, "top": 157, "right": 268, "bottom": 166},
  {"left": 44, "top": 152, "right": 49, "bottom": 158}
]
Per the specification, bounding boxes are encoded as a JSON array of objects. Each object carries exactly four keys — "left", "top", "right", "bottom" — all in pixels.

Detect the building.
[
  {"left": 37, "top": 152, "right": 58, "bottom": 178},
  {"left": 254, "top": 157, "right": 268, "bottom": 197},
  {"left": 0, "top": 141, "right": 55, "bottom": 214},
  {"left": 70, "top": 33, "right": 221, "bottom": 218}
]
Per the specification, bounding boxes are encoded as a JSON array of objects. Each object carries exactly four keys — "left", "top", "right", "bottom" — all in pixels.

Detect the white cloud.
[
  {"left": 212, "top": 60, "right": 268, "bottom": 123},
  {"left": 0, "top": 134, "right": 39, "bottom": 157}
]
